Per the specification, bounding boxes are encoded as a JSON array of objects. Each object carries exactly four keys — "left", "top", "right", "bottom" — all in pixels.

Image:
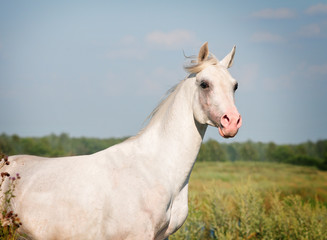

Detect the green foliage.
[
  {"left": 171, "top": 162, "right": 327, "bottom": 240},
  {"left": 197, "top": 139, "right": 227, "bottom": 162},
  {"left": 239, "top": 141, "right": 259, "bottom": 161}
]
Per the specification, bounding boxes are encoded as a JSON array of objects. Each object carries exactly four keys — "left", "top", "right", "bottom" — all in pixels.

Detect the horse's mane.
[
  {"left": 144, "top": 82, "right": 183, "bottom": 124},
  {"left": 184, "top": 53, "right": 218, "bottom": 74},
  {"left": 128, "top": 82, "right": 183, "bottom": 139}
]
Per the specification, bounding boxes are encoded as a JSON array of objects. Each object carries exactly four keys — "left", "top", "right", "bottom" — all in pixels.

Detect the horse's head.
[{"left": 187, "top": 42, "right": 242, "bottom": 138}]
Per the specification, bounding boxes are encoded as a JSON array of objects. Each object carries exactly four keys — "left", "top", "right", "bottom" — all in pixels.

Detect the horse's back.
[
  {"left": 7, "top": 154, "right": 46, "bottom": 168},
  {"left": 4, "top": 143, "right": 175, "bottom": 239}
]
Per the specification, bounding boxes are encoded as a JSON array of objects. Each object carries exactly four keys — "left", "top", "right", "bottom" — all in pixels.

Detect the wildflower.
[
  {"left": 5, "top": 211, "right": 13, "bottom": 219},
  {"left": 16, "top": 173, "right": 21, "bottom": 179},
  {"left": 2, "top": 155, "right": 10, "bottom": 165},
  {"left": 1, "top": 218, "right": 11, "bottom": 227},
  {"left": 1, "top": 172, "right": 10, "bottom": 178}
]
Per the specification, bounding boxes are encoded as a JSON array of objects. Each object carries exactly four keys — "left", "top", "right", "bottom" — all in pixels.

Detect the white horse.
[{"left": 3, "top": 42, "right": 242, "bottom": 240}]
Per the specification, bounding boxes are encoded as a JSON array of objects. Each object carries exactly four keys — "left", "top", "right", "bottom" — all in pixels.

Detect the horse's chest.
[
  {"left": 153, "top": 190, "right": 189, "bottom": 239},
  {"left": 133, "top": 184, "right": 188, "bottom": 239}
]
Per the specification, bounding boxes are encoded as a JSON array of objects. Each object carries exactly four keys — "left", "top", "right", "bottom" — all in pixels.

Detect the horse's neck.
[{"left": 136, "top": 78, "right": 207, "bottom": 192}]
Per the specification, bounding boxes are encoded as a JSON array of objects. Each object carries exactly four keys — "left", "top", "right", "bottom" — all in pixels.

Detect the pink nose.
[
  {"left": 219, "top": 110, "right": 242, "bottom": 138},
  {"left": 221, "top": 113, "right": 242, "bottom": 128}
]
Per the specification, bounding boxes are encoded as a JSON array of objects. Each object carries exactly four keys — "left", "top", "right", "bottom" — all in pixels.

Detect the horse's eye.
[
  {"left": 200, "top": 81, "right": 209, "bottom": 89},
  {"left": 234, "top": 82, "right": 238, "bottom": 91}
]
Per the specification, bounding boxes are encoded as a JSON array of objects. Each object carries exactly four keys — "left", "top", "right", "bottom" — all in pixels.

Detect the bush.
[{"left": 286, "top": 155, "right": 323, "bottom": 167}]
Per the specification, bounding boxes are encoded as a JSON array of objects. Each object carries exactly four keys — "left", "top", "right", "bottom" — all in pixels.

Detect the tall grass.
[
  {"left": 171, "top": 183, "right": 327, "bottom": 239},
  {"left": 171, "top": 162, "right": 327, "bottom": 239}
]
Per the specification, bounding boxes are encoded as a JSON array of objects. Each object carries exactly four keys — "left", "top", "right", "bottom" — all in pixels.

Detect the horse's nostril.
[
  {"left": 221, "top": 113, "right": 242, "bottom": 128},
  {"left": 221, "top": 114, "right": 230, "bottom": 127},
  {"left": 237, "top": 115, "right": 242, "bottom": 128}
]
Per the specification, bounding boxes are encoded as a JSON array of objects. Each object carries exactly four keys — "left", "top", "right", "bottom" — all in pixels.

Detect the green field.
[{"left": 171, "top": 161, "right": 327, "bottom": 240}]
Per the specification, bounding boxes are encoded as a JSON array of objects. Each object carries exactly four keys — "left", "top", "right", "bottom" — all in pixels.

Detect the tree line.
[{"left": 1, "top": 133, "right": 326, "bottom": 170}]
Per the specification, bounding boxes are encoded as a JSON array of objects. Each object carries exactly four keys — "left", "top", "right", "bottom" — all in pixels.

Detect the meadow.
[
  {"left": 171, "top": 161, "right": 327, "bottom": 239},
  {"left": 1, "top": 135, "right": 327, "bottom": 239}
]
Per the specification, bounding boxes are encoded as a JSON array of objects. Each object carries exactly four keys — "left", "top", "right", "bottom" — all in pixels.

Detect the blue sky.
[{"left": 1, "top": 1, "right": 327, "bottom": 144}]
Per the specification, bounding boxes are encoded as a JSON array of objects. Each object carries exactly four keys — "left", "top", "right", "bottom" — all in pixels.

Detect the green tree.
[
  {"left": 267, "top": 145, "right": 294, "bottom": 163},
  {"left": 0, "top": 134, "right": 13, "bottom": 155},
  {"left": 239, "top": 141, "right": 259, "bottom": 161},
  {"left": 226, "top": 144, "right": 238, "bottom": 162},
  {"left": 197, "top": 139, "right": 227, "bottom": 162}
]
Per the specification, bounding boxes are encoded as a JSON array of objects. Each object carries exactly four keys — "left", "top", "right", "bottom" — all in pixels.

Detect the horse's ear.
[
  {"left": 220, "top": 45, "right": 236, "bottom": 68},
  {"left": 198, "top": 42, "right": 209, "bottom": 63}
]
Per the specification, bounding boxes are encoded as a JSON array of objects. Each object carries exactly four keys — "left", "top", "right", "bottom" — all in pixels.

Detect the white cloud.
[
  {"left": 297, "top": 21, "right": 327, "bottom": 38},
  {"left": 251, "top": 32, "right": 284, "bottom": 43},
  {"left": 309, "top": 63, "right": 327, "bottom": 75},
  {"left": 298, "top": 24, "right": 321, "bottom": 37},
  {"left": 306, "top": 3, "right": 327, "bottom": 15},
  {"left": 252, "top": 8, "right": 295, "bottom": 19},
  {"left": 146, "top": 29, "right": 198, "bottom": 49}
]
